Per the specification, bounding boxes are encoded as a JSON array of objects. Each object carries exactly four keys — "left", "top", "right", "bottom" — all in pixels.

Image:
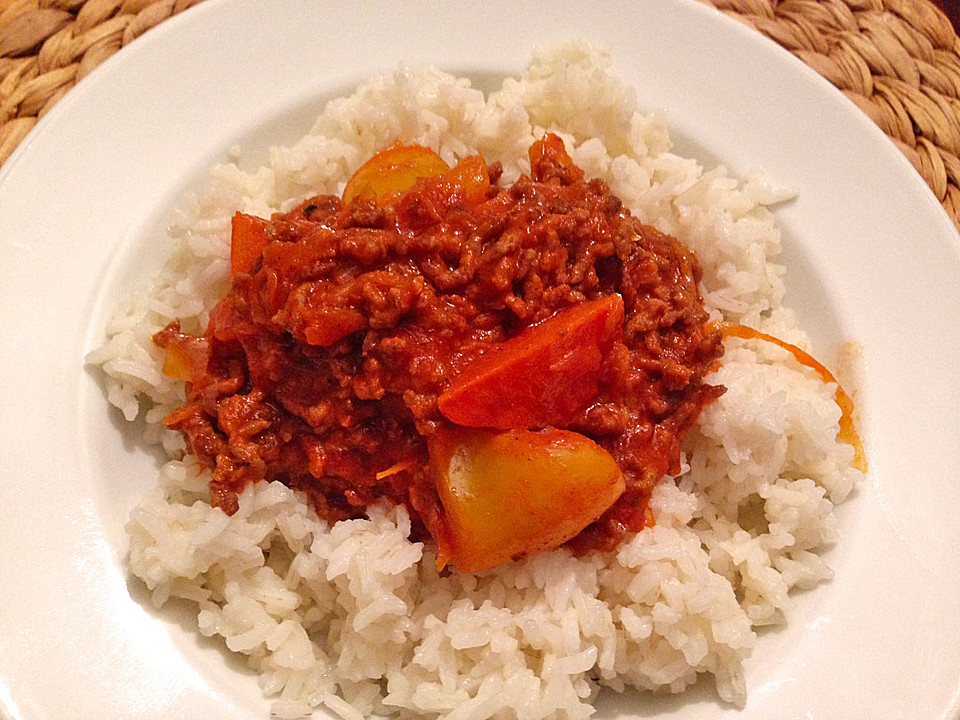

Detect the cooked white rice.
[{"left": 89, "top": 43, "right": 862, "bottom": 719}]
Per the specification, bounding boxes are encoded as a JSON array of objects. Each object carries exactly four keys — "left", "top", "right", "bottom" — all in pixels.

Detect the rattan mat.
[{"left": 2, "top": 0, "right": 959, "bottom": 229}]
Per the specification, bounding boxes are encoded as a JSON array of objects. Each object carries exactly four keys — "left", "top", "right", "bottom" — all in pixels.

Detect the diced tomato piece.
[
  {"left": 230, "top": 212, "right": 268, "bottom": 278},
  {"left": 429, "top": 426, "right": 625, "bottom": 573},
  {"left": 437, "top": 294, "right": 625, "bottom": 429}
]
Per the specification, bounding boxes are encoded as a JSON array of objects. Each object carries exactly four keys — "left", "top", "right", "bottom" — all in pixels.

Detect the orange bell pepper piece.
[
  {"left": 153, "top": 323, "right": 210, "bottom": 382},
  {"left": 437, "top": 154, "right": 490, "bottom": 206},
  {"left": 716, "top": 322, "right": 867, "bottom": 473},
  {"left": 230, "top": 212, "right": 268, "bottom": 278}
]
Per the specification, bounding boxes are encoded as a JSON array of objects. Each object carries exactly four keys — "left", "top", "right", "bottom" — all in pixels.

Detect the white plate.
[{"left": 2, "top": 1, "right": 959, "bottom": 718}]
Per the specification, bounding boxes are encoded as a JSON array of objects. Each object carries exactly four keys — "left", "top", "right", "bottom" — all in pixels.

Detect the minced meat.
[{"left": 155, "top": 135, "right": 724, "bottom": 553}]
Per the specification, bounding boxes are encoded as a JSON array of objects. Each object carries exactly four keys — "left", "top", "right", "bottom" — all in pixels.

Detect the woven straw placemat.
[
  {"left": 0, "top": 0, "right": 199, "bottom": 163},
  {"left": 701, "top": 0, "right": 960, "bottom": 228},
  {"left": 2, "top": 0, "right": 959, "bottom": 229}
]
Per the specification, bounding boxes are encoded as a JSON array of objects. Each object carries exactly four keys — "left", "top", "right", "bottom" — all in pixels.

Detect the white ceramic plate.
[{"left": 2, "top": 1, "right": 959, "bottom": 718}]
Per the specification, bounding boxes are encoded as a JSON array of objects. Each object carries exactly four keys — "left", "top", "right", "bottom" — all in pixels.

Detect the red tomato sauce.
[{"left": 154, "top": 136, "right": 724, "bottom": 553}]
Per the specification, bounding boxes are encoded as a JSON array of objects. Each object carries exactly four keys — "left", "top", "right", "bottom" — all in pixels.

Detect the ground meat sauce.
[{"left": 155, "top": 135, "right": 724, "bottom": 555}]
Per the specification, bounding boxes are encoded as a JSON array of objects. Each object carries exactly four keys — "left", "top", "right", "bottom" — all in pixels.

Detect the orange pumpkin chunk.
[
  {"left": 343, "top": 143, "right": 449, "bottom": 207},
  {"left": 438, "top": 294, "right": 625, "bottom": 429},
  {"left": 229, "top": 212, "right": 268, "bottom": 278},
  {"left": 429, "top": 426, "right": 625, "bottom": 573}
]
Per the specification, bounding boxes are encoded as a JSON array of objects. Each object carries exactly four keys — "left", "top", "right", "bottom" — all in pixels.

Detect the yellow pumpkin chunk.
[
  {"left": 342, "top": 143, "right": 449, "bottom": 207},
  {"left": 428, "top": 427, "right": 625, "bottom": 573}
]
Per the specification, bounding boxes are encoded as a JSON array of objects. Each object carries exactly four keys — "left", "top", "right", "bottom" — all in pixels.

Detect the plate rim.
[{"left": 1, "top": 2, "right": 960, "bottom": 719}]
